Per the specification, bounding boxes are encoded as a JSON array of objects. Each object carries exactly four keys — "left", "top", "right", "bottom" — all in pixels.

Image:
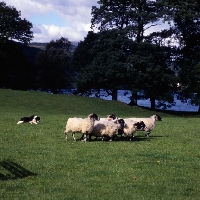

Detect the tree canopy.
[
  {"left": 74, "top": 29, "right": 178, "bottom": 108},
  {"left": 0, "top": 1, "right": 35, "bottom": 90},
  {"left": 73, "top": 0, "right": 199, "bottom": 110},
  {"left": 36, "top": 37, "right": 75, "bottom": 94},
  {"left": 0, "top": 1, "right": 33, "bottom": 44},
  {"left": 169, "top": 0, "right": 200, "bottom": 109},
  {"left": 91, "top": 0, "right": 165, "bottom": 42}
]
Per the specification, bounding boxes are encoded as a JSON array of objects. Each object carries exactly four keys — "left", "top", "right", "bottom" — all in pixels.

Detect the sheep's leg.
[
  {"left": 72, "top": 133, "right": 76, "bottom": 142},
  {"left": 145, "top": 132, "right": 150, "bottom": 137},
  {"left": 81, "top": 134, "right": 87, "bottom": 142},
  {"left": 127, "top": 136, "right": 131, "bottom": 141},
  {"left": 108, "top": 136, "right": 113, "bottom": 142},
  {"left": 121, "top": 135, "right": 125, "bottom": 141},
  {"left": 65, "top": 132, "right": 68, "bottom": 141},
  {"left": 88, "top": 134, "right": 92, "bottom": 141},
  {"left": 80, "top": 134, "right": 84, "bottom": 140},
  {"left": 112, "top": 135, "right": 118, "bottom": 141}
]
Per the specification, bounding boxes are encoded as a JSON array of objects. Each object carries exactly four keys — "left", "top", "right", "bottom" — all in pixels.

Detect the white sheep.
[
  {"left": 123, "top": 120, "right": 146, "bottom": 140},
  {"left": 64, "top": 113, "right": 100, "bottom": 142},
  {"left": 125, "top": 115, "right": 162, "bottom": 137},
  {"left": 89, "top": 119, "right": 126, "bottom": 141}
]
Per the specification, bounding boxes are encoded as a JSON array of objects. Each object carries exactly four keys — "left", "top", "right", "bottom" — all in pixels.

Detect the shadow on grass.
[
  {"left": 0, "top": 160, "right": 37, "bottom": 181},
  {"left": 86, "top": 135, "right": 161, "bottom": 142}
]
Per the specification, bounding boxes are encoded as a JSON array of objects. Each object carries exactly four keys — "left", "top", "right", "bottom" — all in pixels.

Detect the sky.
[
  {"left": 6, "top": 0, "right": 98, "bottom": 43},
  {"left": 6, "top": 0, "right": 170, "bottom": 44}
]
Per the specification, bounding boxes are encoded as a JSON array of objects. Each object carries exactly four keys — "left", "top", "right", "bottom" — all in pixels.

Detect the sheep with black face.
[
  {"left": 64, "top": 113, "right": 100, "bottom": 142},
  {"left": 125, "top": 115, "right": 162, "bottom": 137},
  {"left": 123, "top": 119, "right": 146, "bottom": 140}
]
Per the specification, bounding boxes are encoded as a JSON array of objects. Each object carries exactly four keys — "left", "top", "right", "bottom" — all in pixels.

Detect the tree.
[
  {"left": 162, "top": 0, "right": 200, "bottom": 112},
  {"left": 126, "top": 42, "right": 178, "bottom": 109},
  {"left": 74, "top": 29, "right": 178, "bottom": 107},
  {"left": 72, "top": 31, "right": 99, "bottom": 72},
  {"left": 91, "top": 0, "right": 164, "bottom": 43},
  {"left": 75, "top": 30, "right": 131, "bottom": 100},
  {"left": 0, "top": 2, "right": 34, "bottom": 90},
  {"left": 36, "top": 37, "right": 75, "bottom": 93},
  {"left": 0, "top": 40, "right": 38, "bottom": 90},
  {"left": 90, "top": 0, "right": 178, "bottom": 106},
  {"left": 0, "top": 1, "right": 33, "bottom": 44}
]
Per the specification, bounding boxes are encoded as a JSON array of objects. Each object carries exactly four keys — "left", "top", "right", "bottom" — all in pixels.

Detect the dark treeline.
[{"left": 0, "top": 1, "right": 200, "bottom": 111}]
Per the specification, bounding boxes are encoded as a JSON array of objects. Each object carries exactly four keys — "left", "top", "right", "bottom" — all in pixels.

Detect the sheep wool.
[
  {"left": 123, "top": 119, "right": 146, "bottom": 140},
  {"left": 126, "top": 115, "right": 162, "bottom": 137},
  {"left": 64, "top": 113, "right": 100, "bottom": 142},
  {"left": 123, "top": 119, "right": 138, "bottom": 139},
  {"left": 90, "top": 119, "right": 125, "bottom": 141}
]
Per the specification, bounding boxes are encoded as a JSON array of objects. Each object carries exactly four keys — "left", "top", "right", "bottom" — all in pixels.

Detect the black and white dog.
[{"left": 17, "top": 115, "right": 40, "bottom": 124}]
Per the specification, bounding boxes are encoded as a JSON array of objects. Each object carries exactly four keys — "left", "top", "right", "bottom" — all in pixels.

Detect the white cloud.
[
  {"left": 5, "top": 0, "right": 98, "bottom": 43},
  {"left": 32, "top": 24, "right": 86, "bottom": 42}
]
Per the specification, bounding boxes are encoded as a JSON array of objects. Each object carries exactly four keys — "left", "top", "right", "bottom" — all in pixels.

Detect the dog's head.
[{"left": 34, "top": 116, "right": 40, "bottom": 123}]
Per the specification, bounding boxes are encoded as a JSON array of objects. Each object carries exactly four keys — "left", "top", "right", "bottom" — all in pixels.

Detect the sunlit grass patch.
[{"left": 0, "top": 89, "right": 200, "bottom": 199}]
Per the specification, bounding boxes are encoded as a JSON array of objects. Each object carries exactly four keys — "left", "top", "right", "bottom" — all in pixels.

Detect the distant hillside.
[
  {"left": 29, "top": 41, "right": 78, "bottom": 51},
  {"left": 28, "top": 43, "right": 47, "bottom": 50}
]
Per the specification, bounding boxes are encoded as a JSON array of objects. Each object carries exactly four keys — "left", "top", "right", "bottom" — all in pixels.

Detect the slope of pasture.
[{"left": 0, "top": 89, "right": 199, "bottom": 200}]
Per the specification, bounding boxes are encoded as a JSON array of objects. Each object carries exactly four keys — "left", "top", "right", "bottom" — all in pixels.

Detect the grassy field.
[{"left": 0, "top": 89, "right": 200, "bottom": 200}]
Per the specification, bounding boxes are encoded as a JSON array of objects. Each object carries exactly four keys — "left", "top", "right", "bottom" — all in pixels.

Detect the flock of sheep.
[{"left": 64, "top": 113, "right": 162, "bottom": 142}]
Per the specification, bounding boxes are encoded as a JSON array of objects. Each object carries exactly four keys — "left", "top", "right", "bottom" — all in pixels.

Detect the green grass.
[{"left": 0, "top": 88, "right": 200, "bottom": 200}]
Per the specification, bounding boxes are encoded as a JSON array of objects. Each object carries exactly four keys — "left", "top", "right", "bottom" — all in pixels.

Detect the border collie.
[{"left": 17, "top": 115, "right": 40, "bottom": 124}]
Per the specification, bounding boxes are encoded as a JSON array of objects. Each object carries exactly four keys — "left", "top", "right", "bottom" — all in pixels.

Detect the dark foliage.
[
  {"left": 0, "top": 1, "right": 33, "bottom": 44},
  {"left": 36, "top": 37, "right": 75, "bottom": 93},
  {"left": 0, "top": 40, "right": 40, "bottom": 90}
]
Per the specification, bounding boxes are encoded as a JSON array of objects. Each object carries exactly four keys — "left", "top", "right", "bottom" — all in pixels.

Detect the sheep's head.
[
  {"left": 116, "top": 119, "right": 126, "bottom": 128},
  {"left": 153, "top": 114, "right": 162, "bottom": 121},
  {"left": 134, "top": 121, "right": 146, "bottom": 130},
  {"left": 115, "top": 118, "right": 126, "bottom": 136},
  {"left": 107, "top": 114, "right": 117, "bottom": 121},
  {"left": 156, "top": 115, "right": 162, "bottom": 121},
  {"left": 88, "top": 113, "right": 100, "bottom": 121}
]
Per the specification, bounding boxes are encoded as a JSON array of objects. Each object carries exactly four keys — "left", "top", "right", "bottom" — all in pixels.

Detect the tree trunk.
[
  {"left": 198, "top": 105, "right": 200, "bottom": 113},
  {"left": 150, "top": 96, "right": 156, "bottom": 110},
  {"left": 128, "top": 92, "right": 138, "bottom": 106},
  {"left": 112, "top": 89, "right": 118, "bottom": 100}
]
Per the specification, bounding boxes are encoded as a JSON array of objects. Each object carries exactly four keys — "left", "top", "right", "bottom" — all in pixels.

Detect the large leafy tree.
[
  {"left": 0, "top": 2, "right": 34, "bottom": 90},
  {"left": 91, "top": 0, "right": 164, "bottom": 43},
  {"left": 162, "top": 0, "right": 200, "bottom": 111},
  {"left": 72, "top": 31, "right": 99, "bottom": 72},
  {"left": 0, "top": 1, "right": 33, "bottom": 44},
  {"left": 76, "top": 30, "right": 130, "bottom": 100},
  {"left": 75, "top": 29, "right": 178, "bottom": 107},
  {"left": 88, "top": 0, "right": 178, "bottom": 108},
  {"left": 36, "top": 37, "right": 74, "bottom": 94},
  {"left": 126, "top": 42, "right": 178, "bottom": 109}
]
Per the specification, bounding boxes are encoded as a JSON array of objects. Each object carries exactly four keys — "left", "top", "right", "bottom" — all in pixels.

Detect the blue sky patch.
[{"left": 30, "top": 12, "right": 68, "bottom": 27}]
